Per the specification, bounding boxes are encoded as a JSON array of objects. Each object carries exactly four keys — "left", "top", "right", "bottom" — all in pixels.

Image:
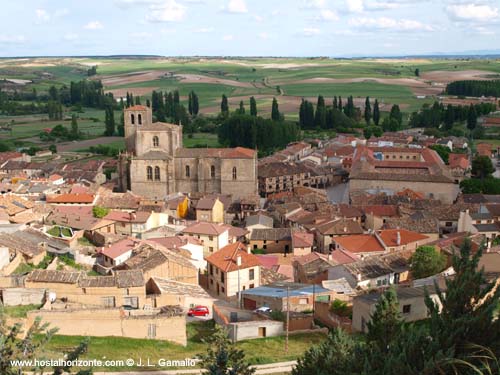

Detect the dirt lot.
[
  {"left": 421, "top": 70, "right": 500, "bottom": 84},
  {"left": 57, "top": 136, "right": 124, "bottom": 152},
  {"left": 98, "top": 70, "right": 170, "bottom": 86}
]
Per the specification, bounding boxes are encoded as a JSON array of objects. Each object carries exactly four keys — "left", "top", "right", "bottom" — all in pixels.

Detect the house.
[
  {"left": 448, "top": 153, "right": 470, "bottom": 182},
  {"left": 205, "top": 242, "right": 261, "bottom": 298},
  {"left": 45, "top": 209, "right": 115, "bottom": 238},
  {"left": 249, "top": 228, "right": 292, "bottom": 255},
  {"left": 314, "top": 219, "right": 364, "bottom": 253},
  {"left": 146, "top": 277, "right": 214, "bottom": 311},
  {"left": 46, "top": 193, "right": 96, "bottom": 205},
  {"left": 293, "top": 252, "right": 338, "bottom": 284},
  {"left": 195, "top": 197, "right": 224, "bottom": 223},
  {"left": 377, "top": 229, "right": 431, "bottom": 252},
  {"left": 0, "top": 246, "right": 9, "bottom": 270},
  {"left": 333, "top": 234, "right": 385, "bottom": 258},
  {"left": 362, "top": 205, "right": 399, "bottom": 230},
  {"left": 165, "top": 195, "right": 189, "bottom": 219},
  {"left": 245, "top": 214, "right": 274, "bottom": 235},
  {"left": 148, "top": 235, "right": 205, "bottom": 269},
  {"left": 25, "top": 269, "right": 147, "bottom": 308},
  {"left": 476, "top": 143, "right": 493, "bottom": 158},
  {"left": 352, "top": 286, "right": 442, "bottom": 332},
  {"left": 458, "top": 208, "right": 500, "bottom": 247},
  {"left": 98, "top": 238, "right": 139, "bottom": 268},
  {"left": 241, "top": 282, "right": 335, "bottom": 312},
  {"left": 104, "top": 210, "right": 169, "bottom": 238},
  {"left": 328, "top": 251, "right": 411, "bottom": 290},
  {"left": 119, "top": 242, "right": 198, "bottom": 284},
  {"left": 181, "top": 221, "right": 229, "bottom": 254},
  {"left": 292, "top": 231, "right": 314, "bottom": 256}
]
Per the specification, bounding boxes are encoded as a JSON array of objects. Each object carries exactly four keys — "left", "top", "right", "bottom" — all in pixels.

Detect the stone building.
[{"left": 119, "top": 105, "right": 257, "bottom": 199}]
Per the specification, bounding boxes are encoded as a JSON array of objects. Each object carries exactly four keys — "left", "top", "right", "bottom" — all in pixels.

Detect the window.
[
  {"left": 209, "top": 246, "right": 214, "bottom": 252},
  {"left": 211, "top": 165, "right": 215, "bottom": 178},
  {"left": 153, "top": 136, "right": 159, "bottom": 147},
  {"left": 146, "top": 166, "right": 153, "bottom": 181},
  {"left": 249, "top": 284, "right": 254, "bottom": 289},
  {"left": 131, "top": 113, "right": 135, "bottom": 125},
  {"left": 445, "top": 222, "right": 453, "bottom": 227},
  {"left": 403, "top": 304, "right": 412, "bottom": 314},
  {"left": 221, "top": 273, "right": 225, "bottom": 283},
  {"left": 299, "top": 298, "right": 308, "bottom": 305},
  {"left": 138, "top": 114, "right": 142, "bottom": 125},
  {"left": 249, "top": 269, "right": 255, "bottom": 280},
  {"left": 154, "top": 166, "right": 160, "bottom": 181},
  {"left": 209, "top": 264, "right": 213, "bottom": 276},
  {"left": 185, "top": 165, "right": 190, "bottom": 177},
  {"left": 209, "top": 236, "right": 213, "bottom": 241},
  {"left": 101, "top": 296, "right": 115, "bottom": 308},
  {"left": 232, "top": 167, "right": 237, "bottom": 180}
]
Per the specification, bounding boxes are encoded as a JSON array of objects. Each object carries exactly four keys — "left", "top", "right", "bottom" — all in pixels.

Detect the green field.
[{"left": 40, "top": 321, "right": 325, "bottom": 372}]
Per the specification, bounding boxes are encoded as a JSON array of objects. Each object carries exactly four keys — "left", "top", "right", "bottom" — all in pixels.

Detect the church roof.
[
  {"left": 125, "top": 105, "right": 148, "bottom": 111},
  {"left": 175, "top": 147, "right": 255, "bottom": 159}
]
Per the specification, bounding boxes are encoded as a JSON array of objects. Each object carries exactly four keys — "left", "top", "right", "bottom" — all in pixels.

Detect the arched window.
[
  {"left": 153, "top": 136, "right": 159, "bottom": 147},
  {"left": 210, "top": 165, "right": 215, "bottom": 178},
  {"left": 146, "top": 166, "right": 153, "bottom": 181},
  {"left": 138, "top": 114, "right": 142, "bottom": 125},
  {"left": 154, "top": 166, "right": 160, "bottom": 181},
  {"left": 185, "top": 165, "right": 190, "bottom": 178},
  {"left": 131, "top": 113, "right": 135, "bottom": 125},
  {"left": 232, "top": 167, "right": 237, "bottom": 180}
]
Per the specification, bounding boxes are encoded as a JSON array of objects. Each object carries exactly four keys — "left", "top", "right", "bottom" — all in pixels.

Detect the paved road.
[{"left": 93, "top": 360, "right": 297, "bottom": 375}]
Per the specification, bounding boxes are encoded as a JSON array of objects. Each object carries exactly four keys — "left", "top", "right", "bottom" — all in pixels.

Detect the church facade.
[{"left": 119, "top": 105, "right": 258, "bottom": 200}]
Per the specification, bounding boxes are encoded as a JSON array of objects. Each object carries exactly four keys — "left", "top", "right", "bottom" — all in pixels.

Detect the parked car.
[
  {"left": 254, "top": 306, "right": 272, "bottom": 313},
  {"left": 188, "top": 305, "right": 210, "bottom": 317}
]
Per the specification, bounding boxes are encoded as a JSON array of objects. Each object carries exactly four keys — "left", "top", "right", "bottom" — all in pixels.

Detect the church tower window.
[
  {"left": 185, "top": 165, "right": 190, "bottom": 177},
  {"left": 138, "top": 114, "right": 142, "bottom": 125},
  {"left": 154, "top": 166, "right": 160, "bottom": 181},
  {"left": 131, "top": 114, "right": 135, "bottom": 125},
  {"left": 146, "top": 166, "right": 153, "bottom": 181},
  {"left": 153, "top": 136, "right": 159, "bottom": 147},
  {"left": 232, "top": 167, "right": 237, "bottom": 180},
  {"left": 211, "top": 165, "right": 215, "bottom": 178}
]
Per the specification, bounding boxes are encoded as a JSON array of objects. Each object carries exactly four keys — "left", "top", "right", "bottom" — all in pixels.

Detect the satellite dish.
[{"left": 48, "top": 292, "right": 57, "bottom": 303}]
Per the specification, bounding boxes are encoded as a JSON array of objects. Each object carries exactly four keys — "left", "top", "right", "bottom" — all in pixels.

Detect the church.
[{"left": 118, "top": 105, "right": 258, "bottom": 200}]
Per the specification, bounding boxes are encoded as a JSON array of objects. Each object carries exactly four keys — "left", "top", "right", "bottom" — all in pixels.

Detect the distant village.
[{"left": 0, "top": 107, "right": 499, "bottom": 345}]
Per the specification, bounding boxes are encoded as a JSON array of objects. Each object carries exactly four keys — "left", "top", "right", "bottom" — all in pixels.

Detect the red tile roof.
[
  {"left": 46, "top": 193, "right": 95, "bottom": 204},
  {"left": 183, "top": 222, "right": 228, "bottom": 236},
  {"left": 125, "top": 105, "right": 148, "bottom": 111},
  {"left": 205, "top": 242, "right": 261, "bottom": 272},
  {"left": 292, "top": 232, "right": 314, "bottom": 248},
  {"left": 361, "top": 205, "right": 399, "bottom": 217},
  {"left": 104, "top": 210, "right": 151, "bottom": 223},
  {"left": 378, "top": 229, "right": 429, "bottom": 247},
  {"left": 448, "top": 153, "right": 470, "bottom": 169},
  {"left": 334, "top": 234, "right": 385, "bottom": 254},
  {"left": 100, "top": 238, "right": 138, "bottom": 259}
]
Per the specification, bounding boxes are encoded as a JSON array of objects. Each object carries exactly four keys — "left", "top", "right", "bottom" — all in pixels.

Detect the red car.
[{"left": 188, "top": 305, "right": 210, "bottom": 317}]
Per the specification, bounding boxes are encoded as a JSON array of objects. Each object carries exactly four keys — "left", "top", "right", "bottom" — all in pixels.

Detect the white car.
[{"left": 254, "top": 306, "right": 272, "bottom": 313}]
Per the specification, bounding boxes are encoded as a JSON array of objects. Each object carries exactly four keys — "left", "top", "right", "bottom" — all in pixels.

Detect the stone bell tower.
[{"left": 124, "top": 105, "right": 152, "bottom": 155}]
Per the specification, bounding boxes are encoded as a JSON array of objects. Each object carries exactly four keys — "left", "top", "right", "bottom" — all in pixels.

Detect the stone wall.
[
  {"left": 2, "top": 288, "right": 45, "bottom": 306},
  {"left": 27, "top": 308, "right": 187, "bottom": 345}
]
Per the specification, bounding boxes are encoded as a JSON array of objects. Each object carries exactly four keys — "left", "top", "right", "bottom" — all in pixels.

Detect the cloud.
[
  {"left": 225, "top": 0, "right": 248, "bottom": 13},
  {"left": 222, "top": 34, "right": 234, "bottom": 40},
  {"left": 349, "top": 16, "right": 435, "bottom": 31},
  {"left": 317, "top": 9, "right": 339, "bottom": 21},
  {"left": 446, "top": 4, "right": 498, "bottom": 22},
  {"left": 346, "top": 0, "right": 364, "bottom": 12},
  {"left": 473, "top": 26, "right": 495, "bottom": 35},
  {"left": 258, "top": 32, "right": 270, "bottom": 39},
  {"left": 84, "top": 21, "right": 104, "bottom": 29},
  {"left": 131, "top": 32, "right": 153, "bottom": 39},
  {"left": 36, "top": 9, "right": 50, "bottom": 23},
  {"left": 0, "top": 35, "right": 27, "bottom": 44},
  {"left": 302, "top": 27, "right": 321, "bottom": 36},
  {"left": 302, "top": 0, "right": 327, "bottom": 9},
  {"left": 147, "top": 0, "right": 186, "bottom": 22},
  {"left": 365, "top": 1, "right": 400, "bottom": 10},
  {"left": 114, "top": 0, "right": 162, "bottom": 7},
  {"left": 63, "top": 33, "right": 79, "bottom": 41},
  {"left": 192, "top": 27, "right": 214, "bottom": 33},
  {"left": 254, "top": 15, "right": 264, "bottom": 22}
]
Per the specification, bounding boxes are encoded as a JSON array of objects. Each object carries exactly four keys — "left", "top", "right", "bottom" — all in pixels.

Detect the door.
[
  {"left": 243, "top": 298, "right": 257, "bottom": 310},
  {"left": 258, "top": 327, "right": 266, "bottom": 337}
]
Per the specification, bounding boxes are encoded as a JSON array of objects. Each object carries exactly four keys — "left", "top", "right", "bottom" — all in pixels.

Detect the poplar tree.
[
  {"left": 364, "top": 96, "right": 372, "bottom": 125},
  {"left": 250, "top": 96, "right": 257, "bottom": 116},
  {"left": 373, "top": 99, "right": 380, "bottom": 126}
]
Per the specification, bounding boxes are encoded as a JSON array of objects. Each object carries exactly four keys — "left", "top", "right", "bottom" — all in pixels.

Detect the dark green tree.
[
  {"left": 192, "top": 91, "right": 199, "bottom": 115},
  {"left": 364, "top": 96, "right": 372, "bottom": 125},
  {"left": 104, "top": 107, "right": 115, "bottom": 136},
  {"left": 188, "top": 91, "right": 193, "bottom": 115},
  {"left": 314, "top": 95, "right": 326, "bottom": 128},
  {"left": 238, "top": 100, "right": 245, "bottom": 115},
  {"left": 410, "top": 246, "right": 446, "bottom": 279},
  {"left": 415, "top": 68, "right": 420, "bottom": 77},
  {"left": 198, "top": 325, "right": 255, "bottom": 375},
  {"left": 249, "top": 96, "right": 257, "bottom": 116},
  {"left": 373, "top": 99, "right": 380, "bottom": 126},
  {"left": 271, "top": 97, "right": 280, "bottom": 121},
  {"left": 472, "top": 155, "right": 495, "bottom": 180},
  {"left": 467, "top": 104, "right": 477, "bottom": 131},
  {"left": 389, "top": 104, "right": 403, "bottom": 127},
  {"left": 221, "top": 94, "right": 229, "bottom": 114}
]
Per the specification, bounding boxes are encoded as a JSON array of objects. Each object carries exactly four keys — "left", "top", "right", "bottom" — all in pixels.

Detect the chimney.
[
  {"left": 396, "top": 231, "right": 401, "bottom": 246},
  {"left": 343, "top": 226, "right": 347, "bottom": 233},
  {"left": 236, "top": 255, "right": 242, "bottom": 267},
  {"left": 247, "top": 245, "right": 251, "bottom": 254},
  {"left": 328, "top": 254, "right": 333, "bottom": 262}
]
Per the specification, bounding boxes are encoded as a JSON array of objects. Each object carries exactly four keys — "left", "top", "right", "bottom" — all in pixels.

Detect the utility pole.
[
  {"left": 285, "top": 285, "right": 290, "bottom": 354},
  {"left": 237, "top": 255, "right": 242, "bottom": 309}
]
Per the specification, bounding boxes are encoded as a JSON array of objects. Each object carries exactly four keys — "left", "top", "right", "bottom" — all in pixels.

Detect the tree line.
[
  {"left": 446, "top": 80, "right": 500, "bottom": 97},
  {"left": 148, "top": 90, "right": 190, "bottom": 126},
  {"left": 409, "top": 101, "right": 496, "bottom": 131}
]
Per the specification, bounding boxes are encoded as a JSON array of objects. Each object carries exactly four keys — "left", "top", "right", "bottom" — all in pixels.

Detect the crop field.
[{"left": 1, "top": 56, "right": 500, "bottom": 141}]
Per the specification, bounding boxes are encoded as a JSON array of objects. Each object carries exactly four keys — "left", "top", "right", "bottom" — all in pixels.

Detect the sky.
[{"left": 0, "top": 0, "right": 499, "bottom": 57}]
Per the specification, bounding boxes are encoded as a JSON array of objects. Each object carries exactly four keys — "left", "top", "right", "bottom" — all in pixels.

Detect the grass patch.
[
  {"left": 183, "top": 133, "right": 220, "bottom": 148},
  {"left": 40, "top": 321, "right": 326, "bottom": 371},
  {"left": 2, "top": 304, "right": 41, "bottom": 318}
]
